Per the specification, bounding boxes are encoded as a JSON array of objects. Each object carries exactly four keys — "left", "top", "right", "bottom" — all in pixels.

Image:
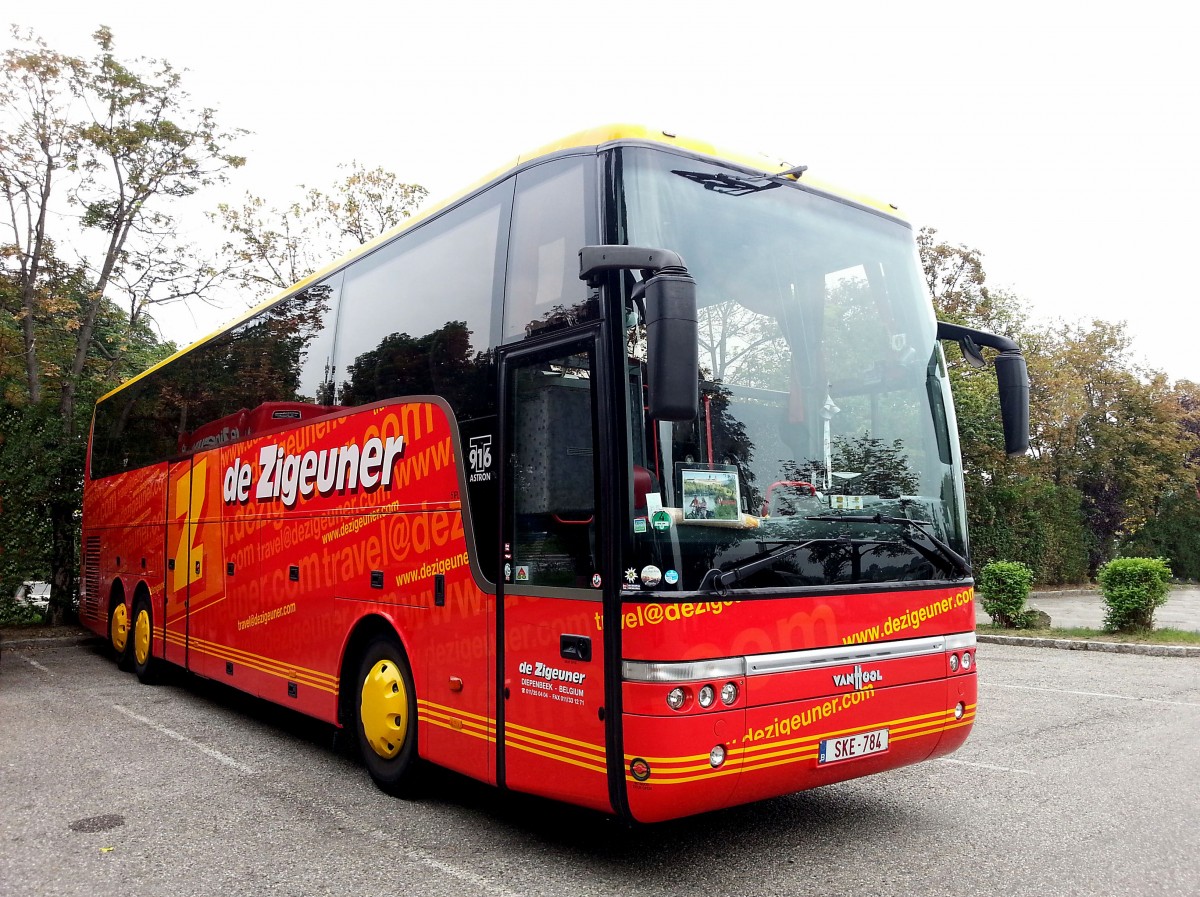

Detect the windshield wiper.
[
  {"left": 803, "top": 513, "right": 972, "bottom": 579},
  {"left": 671, "top": 169, "right": 782, "bottom": 196},
  {"left": 699, "top": 538, "right": 826, "bottom": 596}
]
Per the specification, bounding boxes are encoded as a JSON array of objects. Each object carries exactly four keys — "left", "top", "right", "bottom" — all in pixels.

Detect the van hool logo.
[
  {"left": 222, "top": 436, "right": 406, "bottom": 506},
  {"left": 831, "top": 664, "right": 883, "bottom": 691}
]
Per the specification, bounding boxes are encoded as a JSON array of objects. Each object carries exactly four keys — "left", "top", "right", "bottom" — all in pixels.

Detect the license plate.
[{"left": 819, "top": 727, "right": 889, "bottom": 764}]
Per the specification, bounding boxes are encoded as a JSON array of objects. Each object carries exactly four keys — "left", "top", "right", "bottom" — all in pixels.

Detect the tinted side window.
[
  {"left": 181, "top": 278, "right": 342, "bottom": 452},
  {"left": 91, "top": 362, "right": 190, "bottom": 478},
  {"left": 503, "top": 157, "right": 594, "bottom": 342},
  {"left": 90, "top": 277, "right": 341, "bottom": 477},
  {"left": 333, "top": 185, "right": 506, "bottom": 418}
]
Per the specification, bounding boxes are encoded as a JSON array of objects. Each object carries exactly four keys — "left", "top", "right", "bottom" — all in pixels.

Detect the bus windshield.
[{"left": 618, "top": 147, "right": 968, "bottom": 593}]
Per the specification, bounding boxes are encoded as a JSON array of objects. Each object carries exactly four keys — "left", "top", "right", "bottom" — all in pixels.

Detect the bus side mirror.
[
  {"left": 936, "top": 321, "right": 1030, "bottom": 457},
  {"left": 994, "top": 351, "right": 1030, "bottom": 457},
  {"left": 643, "top": 268, "right": 698, "bottom": 421},
  {"left": 579, "top": 245, "right": 699, "bottom": 421}
]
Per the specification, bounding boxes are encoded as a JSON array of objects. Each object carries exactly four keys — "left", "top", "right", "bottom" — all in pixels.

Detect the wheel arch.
[
  {"left": 132, "top": 580, "right": 152, "bottom": 607},
  {"left": 336, "top": 613, "right": 414, "bottom": 730},
  {"left": 108, "top": 578, "right": 128, "bottom": 616}
]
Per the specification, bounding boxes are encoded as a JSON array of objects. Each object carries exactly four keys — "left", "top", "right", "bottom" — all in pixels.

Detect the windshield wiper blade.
[
  {"left": 699, "top": 538, "right": 826, "bottom": 596},
  {"left": 803, "top": 513, "right": 972, "bottom": 578},
  {"left": 671, "top": 169, "right": 782, "bottom": 196}
]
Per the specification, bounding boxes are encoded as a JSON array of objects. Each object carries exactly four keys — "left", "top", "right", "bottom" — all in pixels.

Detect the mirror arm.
[
  {"left": 579, "top": 246, "right": 686, "bottom": 286},
  {"left": 936, "top": 320, "right": 1020, "bottom": 354}
]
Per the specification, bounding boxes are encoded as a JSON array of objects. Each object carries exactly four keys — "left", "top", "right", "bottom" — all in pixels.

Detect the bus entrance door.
[{"left": 499, "top": 338, "right": 611, "bottom": 814}]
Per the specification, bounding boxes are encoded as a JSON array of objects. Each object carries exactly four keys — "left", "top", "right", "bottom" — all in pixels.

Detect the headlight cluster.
[
  {"left": 666, "top": 680, "right": 739, "bottom": 712},
  {"left": 948, "top": 650, "right": 974, "bottom": 673}
]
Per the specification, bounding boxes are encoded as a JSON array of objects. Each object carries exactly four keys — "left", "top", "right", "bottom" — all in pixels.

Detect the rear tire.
[
  {"left": 131, "top": 598, "right": 158, "bottom": 684},
  {"left": 109, "top": 600, "right": 131, "bottom": 669},
  {"left": 354, "top": 634, "right": 420, "bottom": 797}
]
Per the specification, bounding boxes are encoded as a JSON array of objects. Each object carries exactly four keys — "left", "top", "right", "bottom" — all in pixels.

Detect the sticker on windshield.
[{"left": 829, "top": 495, "right": 864, "bottom": 510}]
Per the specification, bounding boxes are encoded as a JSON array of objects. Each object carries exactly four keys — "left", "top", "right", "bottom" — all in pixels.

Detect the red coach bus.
[{"left": 81, "top": 125, "right": 1028, "bottom": 823}]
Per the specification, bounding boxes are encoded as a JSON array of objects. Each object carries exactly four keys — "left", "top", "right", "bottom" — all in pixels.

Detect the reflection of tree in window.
[
  {"left": 698, "top": 300, "right": 789, "bottom": 390},
  {"left": 790, "top": 434, "right": 919, "bottom": 498},
  {"left": 675, "top": 380, "right": 757, "bottom": 513},
  {"left": 339, "top": 320, "right": 494, "bottom": 419},
  {"left": 822, "top": 272, "right": 899, "bottom": 383},
  {"left": 523, "top": 299, "right": 599, "bottom": 339},
  {"left": 809, "top": 535, "right": 916, "bottom": 584},
  {"left": 184, "top": 287, "right": 329, "bottom": 429},
  {"left": 96, "top": 366, "right": 189, "bottom": 475}
]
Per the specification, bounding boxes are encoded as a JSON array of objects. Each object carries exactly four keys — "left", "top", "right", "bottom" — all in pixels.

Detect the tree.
[
  {"left": 1118, "top": 379, "right": 1200, "bottom": 578},
  {"left": 0, "top": 26, "right": 242, "bottom": 621},
  {"left": 917, "top": 226, "right": 1025, "bottom": 336},
  {"left": 213, "top": 161, "right": 427, "bottom": 299},
  {"left": 1035, "top": 321, "right": 1192, "bottom": 572},
  {"left": 919, "top": 226, "right": 1198, "bottom": 581}
]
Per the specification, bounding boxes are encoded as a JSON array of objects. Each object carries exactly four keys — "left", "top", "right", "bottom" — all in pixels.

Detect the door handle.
[
  {"left": 560, "top": 634, "right": 592, "bottom": 662},
  {"left": 195, "top": 560, "right": 201, "bottom": 576}
]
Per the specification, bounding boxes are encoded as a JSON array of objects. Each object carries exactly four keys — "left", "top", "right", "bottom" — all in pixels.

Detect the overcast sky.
[{"left": 17, "top": 1, "right": 1200, "bottom": 382}]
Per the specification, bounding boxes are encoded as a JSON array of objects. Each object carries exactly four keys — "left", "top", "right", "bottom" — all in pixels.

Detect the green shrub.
[
  {"left": 978, "top": 560, "right": 1035, "bottom": 629},
  {"left": 1098, "top": 557, "right": 1172, "bottom": 633},
  {"left": 0, "top": 595, "right": 45, "bottom": 626}
]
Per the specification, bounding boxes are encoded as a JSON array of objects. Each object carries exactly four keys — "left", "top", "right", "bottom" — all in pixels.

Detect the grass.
[{"left": 977, "top": 624, "right": 1200, "bottom": 646}]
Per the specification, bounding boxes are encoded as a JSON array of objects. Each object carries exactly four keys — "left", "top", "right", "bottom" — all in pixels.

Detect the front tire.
[{"left": 355, "top": 634, "right": 419, "bottom": 796}]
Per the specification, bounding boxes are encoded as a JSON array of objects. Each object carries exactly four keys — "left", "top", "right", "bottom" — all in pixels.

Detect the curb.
[
  {"left": 1, "top": 634, "right": 102, "bottom": 650},
  {"left": 978, "top": 633, "right": 1200, "bottom": 658}
]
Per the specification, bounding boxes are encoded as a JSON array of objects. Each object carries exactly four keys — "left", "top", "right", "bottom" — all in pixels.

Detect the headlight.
[
  {"left": 666, "top": 687, "right": 686, "bottom": 710},
  {"left": 962, "top": 651, "right": 973, "bottom": 670},
  {"left": 698, "top": 685, "right": 715, "bottom": 708},
  {"left": 949, "top": 654, "right": 960, "bottom": 673},
  {"left": 720, "top": 682, "right": 738, "bottom": 705}
]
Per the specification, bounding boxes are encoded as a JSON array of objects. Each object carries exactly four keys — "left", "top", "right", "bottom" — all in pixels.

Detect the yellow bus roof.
[{"left": 100, "top": 124, "right": 904, "bottom": 403}]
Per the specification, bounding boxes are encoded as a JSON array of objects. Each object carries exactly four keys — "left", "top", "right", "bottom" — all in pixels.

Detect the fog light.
[
  {"left": 962, "top": 651, "right": 973, "bottom": 671},
  {"left": 709, "top": 744, "right": 726, "bottom": 768},
  {"left": 698, "top": 685, "right": 715, "bottom": 708},
  {"left": 666, "top": 687, "right": 686, "bottom": 710},
  {"left": 954, "top": 702, "right": 965, "bottom": 720},
  {"left": 949, "top": 653, "right": 959, "bottom": 672},
  {"left": 721, "top": 681, "right": 738, "bottom": 705}
]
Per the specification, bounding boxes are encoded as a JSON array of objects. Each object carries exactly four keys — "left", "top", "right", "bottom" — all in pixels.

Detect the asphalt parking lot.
[{"left": 2, "top": 639, "right": 1197, "bottom": 897}]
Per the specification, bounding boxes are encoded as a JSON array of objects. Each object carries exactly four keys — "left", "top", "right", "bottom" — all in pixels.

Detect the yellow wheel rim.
[
  {"left": 111, "top": 603, "right": 129, "bottom": 654},
  {"left": 361, "top": 658, "right": 408, "bottom": 760},
  {"left": 134, "top": 608, "right": 151, "bottom": 667}
]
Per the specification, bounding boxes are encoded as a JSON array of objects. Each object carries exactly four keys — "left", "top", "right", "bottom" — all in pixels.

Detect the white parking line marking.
[
  {"left": 940, "top": 758, "right": 1034, "bottom": 775},
  {"left": 14, "top": 653, "right": 51, "bottom": 673},
  {"left": 319, "top": 801, "right": 523, "bottom": 897},
  {"left": 987, "top": 682, "right": 1200, "bottom": 708},
  {"left": 113, "top": 704, "right": 255, "bottom": 774}
]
